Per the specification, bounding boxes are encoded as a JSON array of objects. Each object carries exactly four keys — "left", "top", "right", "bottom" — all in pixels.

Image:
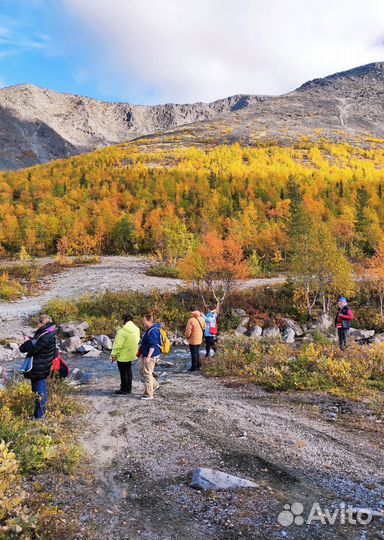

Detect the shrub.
[
  {"left": 0, "top": 381, "right": 84, "bottom": 539},
  {"left": 0, "top": 273, "right": 26, "bottom": 301},
  {"left": 206, "top": 337, "right": 384, "bottom": 397},
  {"left": 146, "top": 264, "right": 181, "bottom": 278}
]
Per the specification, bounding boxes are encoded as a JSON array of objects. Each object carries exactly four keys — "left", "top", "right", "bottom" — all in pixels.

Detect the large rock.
[
  {"left": 60, "top": 322, "right": 87, "bottom": 339},
  {"left": 61, "top": 336, "right": 83, "bottom": 353},
  {"left": 235, "top": 317, "right": 250, "bottom": 336},
  {"left": 190, "top": 468, "right": 258, "bottom": 491},
  {"left": 348, "top": 328, "right": 375, "bottom": 341},
  {"left": 263, "top": 325, "right": 280, "bottom": 339},
  {"left": 374, "top": 333, "right": 384, "bottom": 343},
  {"left": 284, "top": 318, "right": 304, "bottom": 336},
  {"left": 96, "top": 335, "right": 113, "bottom": 350},
  {"left": 249, "top": 326, "right": 263, "bottom": 338},
  {"left": 283, "top": 327, "right": 295, "bottom": 343},
  {"left": 235, "top": 325, "right": 248, "bottom": 336}
]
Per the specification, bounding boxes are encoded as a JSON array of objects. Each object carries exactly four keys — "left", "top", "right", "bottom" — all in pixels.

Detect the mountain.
[
  {"left": 0, "top": 85, "right": 264, "bottom": 170},
  {"left": 145, "top": 61, "right": 384, "bottom": 151},
  {"left": 1, "top": 61, "right": 384, "bottom": 170}
]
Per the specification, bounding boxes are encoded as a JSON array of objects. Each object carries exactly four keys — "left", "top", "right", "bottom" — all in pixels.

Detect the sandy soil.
[{"left": 52, "top": 369, "right": 384, "bottom": 540}]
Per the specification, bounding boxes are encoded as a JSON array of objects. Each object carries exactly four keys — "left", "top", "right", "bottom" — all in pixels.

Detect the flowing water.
[{"left": 2, "top": 347, "right": 194, "bottom": 383}]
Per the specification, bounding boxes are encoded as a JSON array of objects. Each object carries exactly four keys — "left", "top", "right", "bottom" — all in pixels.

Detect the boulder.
[
  {"left": 190, "top": 467, "right": 258, "bottom": 491},
  {"left": 249, "top": 326, "right": 262, "bottom": 338},
  {"left": 235, "top": 325, "right": 248, "bottom": 336},
  {"left": 284, "top": 318, "right": 304, "bottom": 336},
  {"left": 348, "top": 328, "right": 375, "bottom": 341},
  {"left": 283, "top": 327, "right": 295, "bottom": 343},
  {"left": 61, "top": 336, "right": 83, "bottom": 353},
  {"left": 373, "top": 333, "right": 384, "bottom": 343},
  {"left": 96, "top": 335, "right": 113, "bottom": 350},
  {"left": 59, "top": 322, "right": 86, "bottom": 338},
  {"left": 263, "top": 325, "right": 280, "bottom": 339}
]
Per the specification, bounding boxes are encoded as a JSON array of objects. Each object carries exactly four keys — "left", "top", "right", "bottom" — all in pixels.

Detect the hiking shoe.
[{"left": 140, "top": 395, "right": 153, "bottom": 401}]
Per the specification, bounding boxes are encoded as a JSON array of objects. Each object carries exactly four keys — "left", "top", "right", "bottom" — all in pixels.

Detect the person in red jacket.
[{"left": 335, "top": 297, "right": 354, "bottom": 350}]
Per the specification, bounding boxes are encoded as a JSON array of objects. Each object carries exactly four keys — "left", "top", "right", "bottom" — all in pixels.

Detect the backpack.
[{"left": 160, "top": 328, "right": 171, "bottom": 354}]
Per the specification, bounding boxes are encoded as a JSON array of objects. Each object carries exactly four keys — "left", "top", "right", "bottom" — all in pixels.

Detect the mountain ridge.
[{"left": 1, "top": 61, "right": 384, "bottom": 170}]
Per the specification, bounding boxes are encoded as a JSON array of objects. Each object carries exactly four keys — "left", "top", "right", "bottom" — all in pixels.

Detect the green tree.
[{"left": 289, "top": 222, "right": 355, "bottom": 315}]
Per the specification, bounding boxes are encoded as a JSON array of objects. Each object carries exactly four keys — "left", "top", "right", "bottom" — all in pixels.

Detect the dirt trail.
[
  {"left": 61, "top": 371, "right": 384, "bottom": 540},
  {"left": 0, "top": 256, "right": 285, "bottom": 339}
]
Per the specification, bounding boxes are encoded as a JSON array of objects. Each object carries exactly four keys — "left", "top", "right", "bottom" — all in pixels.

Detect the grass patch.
[
  {"left": 0, "top": 380, "right": 85, "bottom": 539},
  {"left": 146, "top": 264, "right": 180, "bottom": 278}
]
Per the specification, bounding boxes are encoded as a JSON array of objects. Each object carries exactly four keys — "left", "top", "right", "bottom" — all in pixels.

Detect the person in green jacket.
[{"left": 111, "top": 314, "right": 140, "bottom": 395}]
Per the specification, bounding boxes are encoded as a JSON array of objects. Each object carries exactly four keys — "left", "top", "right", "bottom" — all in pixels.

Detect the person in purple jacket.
[{"left": 19, "top": 314, "right": 57, "bottom": 419}]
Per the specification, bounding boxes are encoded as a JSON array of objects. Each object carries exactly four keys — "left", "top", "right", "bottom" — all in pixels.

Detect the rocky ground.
[{"left": 44, "top": 368, "right": 384, "bottom": 540}]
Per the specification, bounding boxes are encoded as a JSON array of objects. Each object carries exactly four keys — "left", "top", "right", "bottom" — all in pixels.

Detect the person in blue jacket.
[
  {"left": 202, "top": 308, "right": 218, "bottom": 358},
  {"left": 139, "top": 314, "right": 161, "bottom": 400}
]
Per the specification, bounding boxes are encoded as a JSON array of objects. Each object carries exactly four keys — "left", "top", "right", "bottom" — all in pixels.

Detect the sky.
[{"left": 1, "top": 0, "right": 384, "bottom": 105}]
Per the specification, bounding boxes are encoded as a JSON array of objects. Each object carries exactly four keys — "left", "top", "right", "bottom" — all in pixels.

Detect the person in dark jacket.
[
  {"left": 335, "top": 297, "right": 354, "bottom": 350},
  {"left": 19, "top": 314, "right": 57, "bottom": 419},
  {"left": 139, "top": 314, "right": 161, "bottom": 400}
]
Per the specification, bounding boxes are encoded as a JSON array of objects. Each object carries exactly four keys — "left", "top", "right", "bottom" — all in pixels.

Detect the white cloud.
[{"left": 60, "top": 0, "right": 384, "bottom": 103}]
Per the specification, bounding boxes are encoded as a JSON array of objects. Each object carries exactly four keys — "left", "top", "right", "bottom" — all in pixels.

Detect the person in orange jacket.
[{"left": 185, "top": 308, "right": 206, "bottom": 372}]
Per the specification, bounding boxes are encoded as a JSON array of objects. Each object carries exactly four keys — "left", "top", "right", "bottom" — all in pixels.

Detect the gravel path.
[
  {"left": 61, "top": 371, "right": 384, "bottom": 540},
  {"left": 0, "top": 256, "right": 285, "bottom": 339}
]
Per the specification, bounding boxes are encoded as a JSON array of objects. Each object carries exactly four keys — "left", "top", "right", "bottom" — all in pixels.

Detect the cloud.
[
  {"left": 0, "top": 15, "right": 49, "bottom": 59},
  {"left": 58, "top": 0, "right": 384, "bottom": 103}
]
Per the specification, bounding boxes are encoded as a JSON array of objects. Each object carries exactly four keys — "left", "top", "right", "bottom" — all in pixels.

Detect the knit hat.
[{"left": 339, "top": 297, "right": 347, "bottom": 303}]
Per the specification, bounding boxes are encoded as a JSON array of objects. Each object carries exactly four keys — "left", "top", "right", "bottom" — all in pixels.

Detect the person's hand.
[
  {"left": 110, "top": 356, "right": 116, "bottom": 363},
  {"left": 22, "top": 335, "right": 29, "bottom": 343}
]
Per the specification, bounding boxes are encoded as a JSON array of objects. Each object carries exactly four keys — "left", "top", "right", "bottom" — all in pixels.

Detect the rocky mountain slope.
[
  {"left": 1, "top": 61, "right": 384, "bottom": 170},
  {"left": 0, "top": 86, "right": 264, "bottom": 170},
  {"left": 143, "top": 61, "right": 384, "bottom": 151}
]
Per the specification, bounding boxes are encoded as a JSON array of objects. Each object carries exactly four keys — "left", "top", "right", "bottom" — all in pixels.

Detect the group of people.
[
  {"left": 110, "top": 307, "right": 218, "bottom": 398},
  {"left": 19, "top": 298, "right": 352, "bottom": 420},
  {"left": 19, "top": 307, "right": 219, "bottom": 419}
]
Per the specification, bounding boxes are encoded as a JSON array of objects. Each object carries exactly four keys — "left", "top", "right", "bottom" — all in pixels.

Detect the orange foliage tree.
[{"left": 178, "top": 232, "right": 249, "bottom": 308}]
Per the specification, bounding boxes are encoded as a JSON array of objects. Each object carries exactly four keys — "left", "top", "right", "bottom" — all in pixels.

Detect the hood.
[
  {"left": 35, "top": 323, "right": 56, "bottom": 336},
  {"left": 191, "top": 311, "right": 201, "bottom": 318},
  {"left": 123, "top": 320, "right": 138, "bottom": 332}
]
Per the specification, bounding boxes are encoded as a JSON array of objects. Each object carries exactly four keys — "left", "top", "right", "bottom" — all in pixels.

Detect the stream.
[{"left": 2, "top": 347, "right": 194, "bottom": 383}]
